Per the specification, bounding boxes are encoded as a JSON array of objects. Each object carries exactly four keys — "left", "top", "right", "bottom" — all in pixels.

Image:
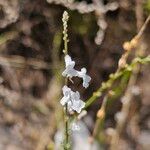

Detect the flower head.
[
  {"left": 62, "top": 55, "right": 91, "bottom": 88},
  {"left": 69, "top": 91, "right": 85, "bottom": 113},
  {"left": 60, "top": 85, "right": 85, "bottom": 113}
]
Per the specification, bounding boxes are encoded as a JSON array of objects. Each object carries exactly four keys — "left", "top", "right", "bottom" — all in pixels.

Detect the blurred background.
[{"left": 0, "top": 0, "right": 150, "bottom": 150}]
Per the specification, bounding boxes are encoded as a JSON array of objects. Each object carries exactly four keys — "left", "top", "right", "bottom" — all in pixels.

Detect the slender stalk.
[
  {"left": 62, "top": 11, "right": 71, "bottom": 150},
  {"left": 85, "top": 55, "right": 150, "bottom": 110},
  {"left": 88, "top": 56, "right": 150, "bottom": 146},
  {"left": 90, "top": 95, "right": 108, "bottom": 145},
  {"left": 64, "top": 103, "right": 69, "bottom": 149},
  {"left": 89, "top": 15, "right": 150, "bottom": 146},
  {"left": 85, "top": 15, "right": 150, "bottom": 109},
  {"left": 64, "top": 78, "right": 70, "bottom": 149},
  {"left": 110, "top": 15, "right": 150, "bottom": 150}
]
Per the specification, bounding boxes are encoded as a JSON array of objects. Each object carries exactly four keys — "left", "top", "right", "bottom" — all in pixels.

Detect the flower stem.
[
  {"left": 62, "top": 11, "right": 70, "bottom": 149},
  {"left": 85, "top": 55, "right": 150, "bottom": 108}
]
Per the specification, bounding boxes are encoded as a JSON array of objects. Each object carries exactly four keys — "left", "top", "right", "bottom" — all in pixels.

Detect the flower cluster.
[
  {"left": 60, "top": 11, "right": 91, "bottom": 134},
  {"left": 62, "top": 55, "right": 91, "bottom": 88},
  {"left": 61, "top": 55, "right": 91, "bottom": 114},
  {"left": 60, "top": 85, "right": 85, "bottom": 113}
]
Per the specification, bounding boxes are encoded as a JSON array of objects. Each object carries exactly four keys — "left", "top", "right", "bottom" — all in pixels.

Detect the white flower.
[
  {"left": 60, "top": 85, "right": 85, "bottom": 113},
  {"left": 62, "top": 55, "right": 91, "bottom": 88},
  {"left": 69, "top": 91, "right": 85, "bottom": 113},
  {"left": 77, "top": 68, "right": 91, "bottom": 88},
  {"left": 71, "top": 122, "right": 80, "bottom": 131},
  {"left": 62, "top": 55, "right": 77, "bottom": 78},
  {"left": 60, "top": 85, "right": 71, "bottom": 106}
]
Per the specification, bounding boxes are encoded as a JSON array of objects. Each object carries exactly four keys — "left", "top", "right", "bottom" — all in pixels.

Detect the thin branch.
[{"left": 85, "top": 15, "right": 150, "bottom": 109}]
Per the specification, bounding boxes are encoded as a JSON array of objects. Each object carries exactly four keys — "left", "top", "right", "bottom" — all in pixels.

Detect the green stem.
[
  {"left": 85, "top": 55, "right": 150, "bottom": 108},
  {"left": 62, "top": 11, "right": 70, "bottom": 149},
  {"left": 64, "top": 38, "right": 68, "bottom": 55},
  {"left": 64, "top": 103, "right": 70, "bottom": 150},
  {"left": 64, "top": 78, "right": 70, "bottom": 149}
]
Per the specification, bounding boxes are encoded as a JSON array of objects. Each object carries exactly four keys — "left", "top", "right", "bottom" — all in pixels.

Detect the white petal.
[
  {"left": 83, "top": 75, "right": 91, "bottom": 88},
  {"left": 62, "top": 85, "right": 71, "bottom": 95},
  {"left": 71, "top": 91, "right": 80, "bottom": 101},
  {"left": 65, "top": 55, "right": 75, "bottom": 67},
  {"left": 77, "top": 68, "right": 91, "bottom": 88},
  {"left": 62, "top": 68, "right": 78, "bottom": 77},
  {"left": 72, "top": 100, "right": 85, "bottom": 113},
  {"left": 81, "top": 68, "right": 87, "bottom": 74},
  {"left": 60, "top": 86, "right": 71, "bottom": 106},
  {"left": 77, "top": 68, "right": 86, "bottom": 77},
  {"left": 75, "top": 91, "right": 80, "bottom": 99},
  {"left": 77, "top": 101, "right": 85, "bottom": 113}
]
